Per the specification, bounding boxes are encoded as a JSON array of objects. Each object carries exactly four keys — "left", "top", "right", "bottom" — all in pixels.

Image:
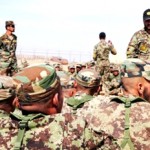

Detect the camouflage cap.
[
  {"left": 0, "top": 76, "right": 15, "bottom": 101},
  {"left": 69, "top": 65, "right": 75, "bottom": 69},
  {"left": 53, "top": 63, "right": 60, "bottom": 68},
  {"left": 121, "top": 58, "right": 150, "bottom": 80},
  {"left": 13, "top": 64, "right": 60, "bottom": 103},
  {"left": 6, "top": 21, "right": 15, "bottom": 26},
  {"left": 112, "top": 64, "right": 120, "bottom": 71},
  {"left": 75, "top": 69, "right": 101, "bottom": 87},
  {"left": 76, "top": 64, "right": 82, "bottom": 68},
  {"left": 143, "top": 9, "right": 150, "bottom": 21}
]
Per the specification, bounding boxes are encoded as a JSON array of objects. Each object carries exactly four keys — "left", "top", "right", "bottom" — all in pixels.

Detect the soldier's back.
[
  {"left": 77, "top": 95, "right": 150, "bottom": 150},
  {"left": 0, "top": 110, "right": 119, "bottom": 150}
]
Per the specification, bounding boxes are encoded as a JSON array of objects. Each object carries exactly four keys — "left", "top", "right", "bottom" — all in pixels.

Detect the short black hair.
[{"left": 99, "top": 32, "right": 106, "bottom": 39}]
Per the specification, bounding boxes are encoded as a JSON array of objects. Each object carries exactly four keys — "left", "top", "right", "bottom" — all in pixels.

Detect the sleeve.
[
  {"left": 93, "top": 45, "right": 97, "bottom": 61},
  {"left": 108, "top": 40, "right": 117, "bottom": 55},
  {"left": 126, "top": 33, "right": 139, "bottom": 58}
]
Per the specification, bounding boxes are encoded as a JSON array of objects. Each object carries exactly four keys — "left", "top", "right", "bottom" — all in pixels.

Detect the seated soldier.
[
  {"left": 9, "top": 64, "right": 120, "bottom": 149},
  {"left": 62, "top": 68, "right": 102, "bottom": 114},
  {"left": 0, "top": 76, "right": 17, "bottom": 150},
  {"left": 77, "top": 58, "right": 150, "bottom": 150}
]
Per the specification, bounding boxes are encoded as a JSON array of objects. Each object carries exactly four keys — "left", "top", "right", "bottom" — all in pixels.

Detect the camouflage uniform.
[
  {"left": 126, "top": 29, "right": 150, "bottom": 60},
  {"left": 77, "top": 59, "right": 150, "bottom": 150},
  {"left": 126, "top": 9, "right": 150, "bottom": 60},
  {"left": 11, "top": 64, "right": 120, "bottom": 149},
  {"left": 0, "top": 21, "right": 18, "bottom": 76},
  {"left": 93, "top": 39, "right": 117, "bottom": 91}
]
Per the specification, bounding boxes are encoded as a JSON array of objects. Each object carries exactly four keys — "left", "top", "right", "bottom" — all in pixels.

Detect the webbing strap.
[
  {"left": 111, "top": 96, "right": 146, "bottom": 150},
  {"left": 14, "top": 120, "right": 28, "bottom": 150},
  {"left": 121, "top": 100, "right": 134, "bottom": 150},
  {"left": 11, "top": 111, "right": 45, "bottom": 150}
]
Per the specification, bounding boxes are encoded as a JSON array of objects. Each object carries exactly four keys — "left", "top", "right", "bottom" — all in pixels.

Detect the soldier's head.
[
  {"left": 111, "top": 64, "right": 120, "bottom": 76},
  {"left": 53, "top": 63, "right": 61, "bottom": 71},
  {"left": 5, "top": 20, "right": 15, "bottom": 32},
  {"left": 13, "top": 64, "right": 63, "bottom": 115},
  {"left": 75, "top": 69, "right": 101, "bottom": 96},
  {"left": 121, "top": 58, "right": 150, "bottom": 102},
  {"left": 69, "top": 65, "right": 75, "bottom": 74},
  {"left": 76, "top": 64, "right": 82, "bottom": 73},
  {"left": 99, "top": 32, "right": 106, "bottom": 40},
  {"left": 0, "top": 76, "right": 16, "bottom": 113},
  {"left": 143, "top": 9, "right": 150, "bottom": 32}
]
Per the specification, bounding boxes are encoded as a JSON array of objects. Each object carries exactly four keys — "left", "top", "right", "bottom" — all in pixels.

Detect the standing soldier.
[
  {"left": 93, "top": 32, "right": 117, "bottom": 93},
  {"left": 126, "top": 9, "right": 150, "bottom": 60},
  {"left": 0, "top": 21, "right": 18, "bottom": 76}
]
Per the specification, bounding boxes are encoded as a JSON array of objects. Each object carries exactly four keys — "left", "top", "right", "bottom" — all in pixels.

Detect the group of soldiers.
[{"left": 0, "top": 8, "right": 150, "bottom": 149}]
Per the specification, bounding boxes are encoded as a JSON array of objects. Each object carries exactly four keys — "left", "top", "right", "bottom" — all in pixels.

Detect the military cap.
[
  {"left": 53, "top": 63, "right": 60, "bottom": 68},
  {"left": 0, "top": 76, "right": 15, "bottom": 101},
  {"left": 69, "top": 65, "right": 75, "bottom": 69},
  {"left": 76, "top": 64, "right": 82, "bottom": 68},
  {"left": 5, "top": 21, "right": 15, "bottom": 26},
  {"left": 13, "top": 64, "right": 60, "bottom": 103},
  {"left": 75, "top": 69, "right": 101, "bottom": 87},
  {"left": 143, "top": 9, "right": 150, "bottom": 21},
  {"left": 112, "top": 64, "right": 120, "bottom": 71},
  {"left": 121, "top": 58, "right": 150, "bottom": 80}
]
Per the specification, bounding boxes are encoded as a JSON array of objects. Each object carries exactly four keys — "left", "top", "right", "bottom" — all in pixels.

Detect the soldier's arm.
[
  {"left": 126, "top": 33, "right": 139, "bottom": 58},
  {"left": 108, "top": 40, "right": 117, "bottom": 55},
  {"left": 93, "top": 45, "right": 97, "bottom": 61}
]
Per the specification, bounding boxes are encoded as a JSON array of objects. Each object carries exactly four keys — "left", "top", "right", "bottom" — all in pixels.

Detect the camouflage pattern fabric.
[
  {"left": 77, "top": 95, "right": 150, "bottom": 150},
  {"left": 0, "top": 110, "right": 120, "bottom": 149},
  {"left": 13, "top": 64, "right": 60, "bottom": 103},
  {"left": 0, "top": 76, "right": 15, "bottom": 101},
  {"left": 0, "top": 109, "right": 18, "bottom": 150},
  {"left": 0, "top": 33, "right": 17, "bottom": 75},
  {"left": 126, "top": 29, "right": 150, "bottom": 60},
  {"left": 121, "top": 58, "right": 150, "bottom": 80}
]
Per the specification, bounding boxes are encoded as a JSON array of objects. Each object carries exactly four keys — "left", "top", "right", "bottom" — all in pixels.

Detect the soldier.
[
  {"left": 76, "top": 63, "right": 82, "bottom": 73},
  {"left": 105, "top": 64, "right": 122, "bottom": 96},
  {"left": 93, "top": 32, "right": 117, "bottom": 93},
  {"left": 8, "top": 64, "right": 120, "bottom": 149},
  {"left": 62, "top": 68, "right": 101, "bottom": 114},
  {"left": 77, "top": 58, "right": 150, "bottom": 150},
  {"left": 0, "top": 76, "right": 17, "bottom": 150},
  {"left": 126, "top": 9, "right": 150, "bottom": 60},
  {"left": 0, "top": 21, "right": 18, "bottom": 76}
]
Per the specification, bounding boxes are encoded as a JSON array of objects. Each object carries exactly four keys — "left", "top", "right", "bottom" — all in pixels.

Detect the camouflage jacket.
[
  {"left": 77, "top": 95, "right": 150, "bottom": 150},
  {"left": 0, "top": 109, "right": 120, "bottom": 150},
  {"left": 0, "top": 33, "right": 17, "bottom": 69},
  {"left": 126, "top": 29, "right": 150, "bottom": 60},
  {"left": 93, "top": 39, "right": 117, "bottom": 63},
  {"left": 0, "top": 110, "right": 18, "bottom": 150}
]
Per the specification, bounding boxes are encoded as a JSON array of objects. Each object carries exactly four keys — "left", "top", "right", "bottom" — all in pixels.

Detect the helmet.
[{"left": 143, "top": 9, "right": 150, "bottom": 21}]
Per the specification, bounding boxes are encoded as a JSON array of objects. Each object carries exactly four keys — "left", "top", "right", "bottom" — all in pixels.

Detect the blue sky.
[{"left": 0, "top": 0, "right": 150, "bottom": 62}]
